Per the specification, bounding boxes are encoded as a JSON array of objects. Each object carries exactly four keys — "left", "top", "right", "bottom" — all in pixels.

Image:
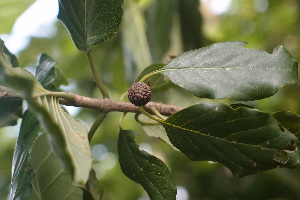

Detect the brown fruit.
[{"left": 128, "top": 82, "right": 151, "bottom": 106}]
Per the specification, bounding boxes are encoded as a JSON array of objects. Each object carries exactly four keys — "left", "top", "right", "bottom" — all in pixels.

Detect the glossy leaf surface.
[
  {"left": 162, "top": 103, "right": 299, "bottom": 177},
  {"left": 161, "top": 42, "right": 298, "bottom": 101},
  {"left": 58, "top": 0, "right": 123, "bottom": 52},
  {"left": 118, "top": 129, "right": 177, "bottom": 200}
]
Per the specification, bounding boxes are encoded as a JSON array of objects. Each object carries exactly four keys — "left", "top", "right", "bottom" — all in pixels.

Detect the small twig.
[
  {"left": 59, "top": 93, "right": 183, "bottom": 116},
  {"left": 150, "top": 107, "right": 167, "bottom": 120},
  {"left": 86, "top": 50, "right": 110, "bottom": 99},
  {"left": 139, "top": 107, "right": 162, "bottom": 122},
  {"left": 134, "top": 113, "right": 160, "bottom": 125},
  {"left": 88, "top": 112, "right": 107, "bottom": 142}
]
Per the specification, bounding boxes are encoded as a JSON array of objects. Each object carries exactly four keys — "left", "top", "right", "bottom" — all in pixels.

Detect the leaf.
[
  {"left": 178, "top": 0, "right": 203, "bottom": 51},
  {"left": 273, "top": 111, "right": 300, "bottom": 140},
  {"left": 162, "top": 103, "right": 299, "bottom": 177},
  {"left": 118, "top": 129, "right": 177, "bottom": 200},
  {"left": 0, "top": 86, "right": 22, "bottom": 128},
  {"left": 0, "top": 39, "right": 92, "bottom": 185},
  {"left": 122, "top": 0, "right": 151, "bottom": 78},
  {"left": 161, "top": 41, "right": 298, "bottom": 101},
  {"left": 146, "top": 0, "right": 173, "bottom": 62},
  {"left": 10, "top": 111, "right": 96, "bottom": 200},
  {"left": 57, "top": 0, "right": 124, "bottom": 52},
  {"left": 35, "top": 53, "right": 68, "bottom": 91}
]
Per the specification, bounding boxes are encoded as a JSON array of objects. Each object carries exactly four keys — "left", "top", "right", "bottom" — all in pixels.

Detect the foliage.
[{"left": 1, "top": 0, "right": 300, "bottom": 200}]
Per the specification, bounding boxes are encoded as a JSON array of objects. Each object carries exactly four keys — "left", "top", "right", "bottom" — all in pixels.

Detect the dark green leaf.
[
  {"left": 273, "top": 111, "right": 300, "bottom": 139},
  {"left": 11, "top": 111, "right": 97, "bottom": 200},
  {"left": 162, "top": 103, "right": 299, "bottom": 177},
  {"left": 57, "top": 0, "right": 124, "bottom": 52},
  {"left": 118, "top": 129, "right": 177, "bottom": 200},
  {"left": 146, "top": 0, "right": 173, "bottom": 62},
  {"left": 0, "top": 85, "right": 22, "bottom": 128},
  {"left": 161, "top": 41, "right": 298, "bottom": 101},
  {"left": 0, "top": 99, "right": 22, "bottom": 128},
  {"left": 122, "top": 0, "right": 151, "bottom": 78},
  {"left": 2, "top": 43, "right": 19, "bottom": 67},
  {"left": 178, "top": 0, "right": 204, "bottom": 51},
  {"left": 35, "top": 53, "right": 68, "bottom": 90}
]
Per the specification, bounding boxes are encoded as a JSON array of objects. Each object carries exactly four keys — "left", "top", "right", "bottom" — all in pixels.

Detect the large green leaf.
[
  {"left": 57, "top": 0, "right": 124, "bottom": 52},
  {"left": 10, "top": 111, "right": 96, "bottom": 200},
  {"left": 0, "top": 39, "right": 92, "bottom": 185},
  {"left": 162, "top": 103, "right": 299, "bottom": 177},
  {"left": 118, "top": 129, "right": 177, "bottom": 200},
  {"left": 35, "top": 53, "right": 68, "bottom": 91},
  {"left": 161, "top": 41, "right": 298, "bottom": 101}
]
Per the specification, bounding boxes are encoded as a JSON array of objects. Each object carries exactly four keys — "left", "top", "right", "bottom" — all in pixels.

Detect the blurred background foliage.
[{"left": 1, "top": 0, "right": 300, "bottom": 199}]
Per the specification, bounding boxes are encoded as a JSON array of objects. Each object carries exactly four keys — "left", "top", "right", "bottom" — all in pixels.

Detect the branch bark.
[{"left": 59, "top": 93, "right": 183, "bottom": 116}]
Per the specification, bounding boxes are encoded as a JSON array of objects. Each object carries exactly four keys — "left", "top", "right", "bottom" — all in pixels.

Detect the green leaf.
[
  {"left": 273, "top": 111, "right": 300, "bottom": 140},
  {"left": 35, "top": 53, "right": 68, "bottom": 90},
  {"left": 122, "top": 0, "right": 151, "bottom": 78},
  {"left": 118, "top": 129, "right": 177, "bottom": 200},
  {"left": 0, "top": 39, "right": 92, "bottom": 185},
  {"left": 161, "top": 41, "right": 298, "bottom": 101},
  {"left": 178, "top": 0, "right": 203, "bottom": 51},
  {"left": 162, "top": 103, "right": 299, "bottom": 177},
  {"left": 57, "top": 0, "right": 124, "bottom": 52},
  {"left": 0, "top": 86, "right": 22, "bottom": 128},
  {"left": 146, "top": 0, "right": 173, "bottom": 62},
  {"left": 11, "top": 111, "right": 96, "bottom": 200}
]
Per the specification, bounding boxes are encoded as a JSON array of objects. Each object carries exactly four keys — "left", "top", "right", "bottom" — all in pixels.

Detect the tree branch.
[{"left": 59, "top": 93, "right": 183, "bottom": 116}]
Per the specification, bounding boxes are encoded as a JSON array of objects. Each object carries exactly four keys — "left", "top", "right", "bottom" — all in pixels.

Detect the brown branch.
[{"left": 59, "top": 93, "right": 183, "bottom": 116}]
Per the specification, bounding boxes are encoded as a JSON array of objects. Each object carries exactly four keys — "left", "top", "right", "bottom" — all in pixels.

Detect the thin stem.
[
  {"left": 150, "top": 107, "right": 167, "bottom": 120},
  {"left": 139, "top": 70, "right": 161, "bottom": 82},
  {"left": 119, "top": 112, "right": 127, "bottom": 129},
  {"left": 88, "top": 112, "right": 107, "bottom": 142},
  {"left": 86, "top": 50, "right": 110, "bottom": 99},
  {"left": 139, "top": 106, "right": 162, "bottom": 122},
  {"left": 135, "top": 113, "right": 160, "bottom": 125}
]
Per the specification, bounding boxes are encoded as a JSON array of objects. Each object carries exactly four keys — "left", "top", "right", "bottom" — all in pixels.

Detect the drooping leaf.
[
  {"left": 146, "top": 0, "right": 173, "bottom": 62},
  {"left": 0, "top": 39, "right": 92, "bottom": 185},
  {"left": 162, "top": 103, "right": 299, "bottom": 177},
  {"left": 122, "top": 0, "right": 151, "bottom": 79},
  {"left": 10, "top": 111, "right": 40, "bottom": 200},
  {"left": 57, "top": 0, "right": 124, "bottom": 52},
  {"left": 10, "top": 111, "right": 96, "bottom": 200},
  {"left": 161, "top": 41, "right": 298, "bottom": 101},
  {"left": 273, "top": 111, "right": 300, "bottom": 140},
  {"left": 118, "top": 129, "right": 177, "bottom": 200},
  {"left": 178, "top": 0, "right": 204, "bottom": 51},
  {"left": 35, "top": 53, "right": 68, "bottom": 91}
]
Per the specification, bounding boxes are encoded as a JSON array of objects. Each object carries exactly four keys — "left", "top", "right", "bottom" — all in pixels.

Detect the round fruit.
[{"left": 128, "top": 82, "right": 151, "bottom": 106}]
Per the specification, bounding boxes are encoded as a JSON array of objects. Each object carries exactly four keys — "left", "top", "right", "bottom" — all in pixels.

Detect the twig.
[{"left": 59, "top": 93, "right": 182, "bottom": 116}]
